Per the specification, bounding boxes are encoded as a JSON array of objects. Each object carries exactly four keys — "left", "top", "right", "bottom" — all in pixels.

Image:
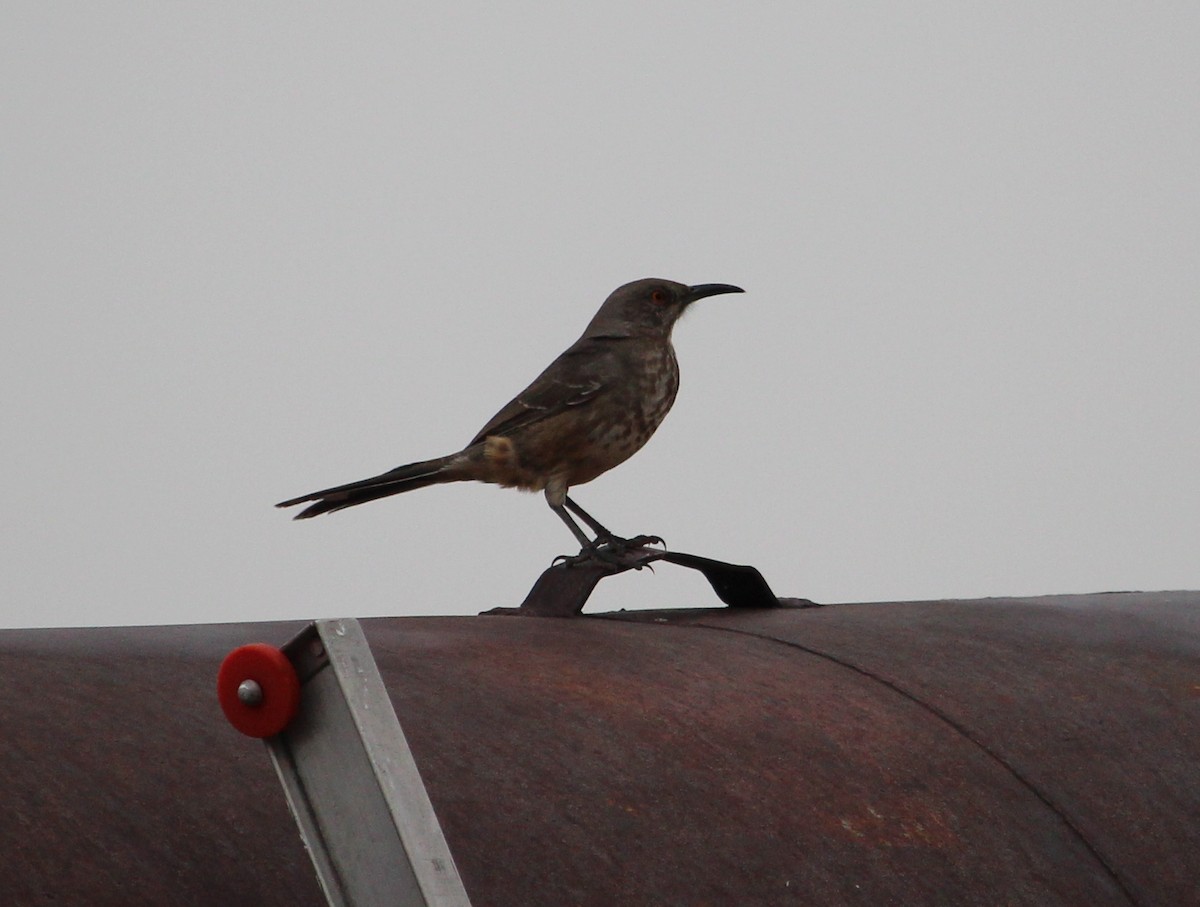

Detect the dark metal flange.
[{"left": 484, "top": 545, "right": 817, "bottom": 617}]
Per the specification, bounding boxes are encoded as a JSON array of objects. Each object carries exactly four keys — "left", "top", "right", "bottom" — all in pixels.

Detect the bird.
[{"left": 276, "top": 278, "right": 744, "bottom": 560}]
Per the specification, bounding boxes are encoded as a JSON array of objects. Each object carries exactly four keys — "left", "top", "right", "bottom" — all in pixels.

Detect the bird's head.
[{"left": 584, "top": 278, "right": 744, "bottom": 338}]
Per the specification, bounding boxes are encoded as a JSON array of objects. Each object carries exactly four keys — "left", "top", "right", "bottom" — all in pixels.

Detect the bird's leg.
[
  {"left": 562, "top": 496, "right": 616, "bottom": 541},
  {"left": 550, "top": 502, "right": 628, "bottom": 567},
  {"left": 546, "top": 487, "right": 661, "bottom": 568},
  {"left": 551, "top": 501, "right": 595, "bottom": 550},
  {"left": 564, "top": 496, "right": 663, "bottom": 555}
]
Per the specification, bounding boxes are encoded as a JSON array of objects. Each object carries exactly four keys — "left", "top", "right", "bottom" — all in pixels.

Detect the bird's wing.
[{"left": 469, "top": 335, "right": 622, "bottom": 444}]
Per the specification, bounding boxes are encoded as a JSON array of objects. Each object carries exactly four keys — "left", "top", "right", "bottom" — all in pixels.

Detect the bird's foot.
[
  {"left": 552, "top": 534, "right": 665, "bottom": 569},
  {"left": 613, "top": 533, "right": 665, "bottom": 552}
]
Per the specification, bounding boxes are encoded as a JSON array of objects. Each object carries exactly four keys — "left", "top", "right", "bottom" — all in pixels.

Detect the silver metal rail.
[{"left": 221, "top": 618, "right": 471, "bottom": 907}]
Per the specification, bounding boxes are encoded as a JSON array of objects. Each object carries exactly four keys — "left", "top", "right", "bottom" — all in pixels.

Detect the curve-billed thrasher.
[{"left": 277, "top": 278, "right": 744, "bottom": 557}]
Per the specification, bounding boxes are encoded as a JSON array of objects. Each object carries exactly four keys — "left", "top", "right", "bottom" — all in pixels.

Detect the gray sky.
[{"left": 4, "top": 4, "right": 1197, "bottom": 628}]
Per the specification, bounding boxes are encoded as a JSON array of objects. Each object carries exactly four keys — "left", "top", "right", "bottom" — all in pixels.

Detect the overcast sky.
[{"left": 3, "top": 4, "right": 1197, "bottom": 628}]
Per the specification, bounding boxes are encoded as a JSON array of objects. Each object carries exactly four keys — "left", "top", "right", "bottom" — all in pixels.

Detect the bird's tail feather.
[{"left": 276, "top": 454, "right": 459, "bottom": 519}]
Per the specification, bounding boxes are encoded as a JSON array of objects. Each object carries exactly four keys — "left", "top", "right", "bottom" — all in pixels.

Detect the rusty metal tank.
[{"left": 1, "top": 591, "right": 1197, "bottom": 905}]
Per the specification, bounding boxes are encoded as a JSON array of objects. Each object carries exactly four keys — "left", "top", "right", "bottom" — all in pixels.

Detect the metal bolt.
[{"left": 237, "top": 679, "right": 264, "bottom": 707}]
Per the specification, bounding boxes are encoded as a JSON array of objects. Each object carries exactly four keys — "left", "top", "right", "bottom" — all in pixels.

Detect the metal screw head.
[{"left": 237, "top": 679, "right": 264, "bottom": 707}]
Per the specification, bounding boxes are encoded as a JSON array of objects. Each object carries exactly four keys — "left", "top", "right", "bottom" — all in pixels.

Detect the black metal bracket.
[{"left": 483, "top": 545, "right": 817, "bottom": 617}]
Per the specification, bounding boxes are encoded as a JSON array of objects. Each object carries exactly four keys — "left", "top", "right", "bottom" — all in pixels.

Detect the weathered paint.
[{"left": 0, "top": 592, "right": 1196, "bottom": 906}]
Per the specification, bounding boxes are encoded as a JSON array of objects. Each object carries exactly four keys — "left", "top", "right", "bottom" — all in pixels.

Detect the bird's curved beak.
[{"left": 686, "top": 283, "right": 745, "bottom": 303}]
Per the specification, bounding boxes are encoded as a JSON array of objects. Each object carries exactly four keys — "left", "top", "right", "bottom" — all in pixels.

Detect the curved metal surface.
[
  {"left": 0, "top": 592, "right": 1196, "bottom": 906},
  {"left": 0, "top": 621, "right": 323, "bottom": 907}
]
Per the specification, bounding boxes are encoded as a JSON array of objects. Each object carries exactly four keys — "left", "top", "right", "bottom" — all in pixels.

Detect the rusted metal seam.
[{"left": 687, "top": 621, "right": 1141, "bottom": 907}]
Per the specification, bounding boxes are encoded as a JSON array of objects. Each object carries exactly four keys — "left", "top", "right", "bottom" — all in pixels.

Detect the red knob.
[{"left": 217, "top": 643, "right": 301, "bottom": 738}]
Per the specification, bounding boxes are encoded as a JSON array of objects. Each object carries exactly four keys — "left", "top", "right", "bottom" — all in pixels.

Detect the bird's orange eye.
[{"left": 650, "top": 289, "right": 666, "bottom": 304}]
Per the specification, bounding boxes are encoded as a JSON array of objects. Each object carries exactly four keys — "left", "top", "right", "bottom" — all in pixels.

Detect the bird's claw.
[
  {"left": 622, "top": 534, "right": 664, "bottom": 550},
  {"left": 552, "top": 534, "right": 665, "bottom": 569}
]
